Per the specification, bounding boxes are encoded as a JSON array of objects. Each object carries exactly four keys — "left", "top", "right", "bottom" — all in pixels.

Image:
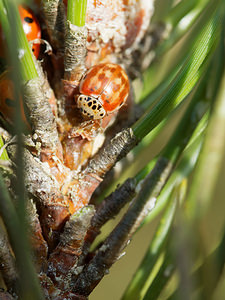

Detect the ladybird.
[
  {"left": 76, "top": 63, "right": 129, "bottom": 120},
  {"left": 0, "top": 72, "right": 29, "bottom": 128},
  {"left": 19, "top": 5, "right": 41, "bottom": 59}
]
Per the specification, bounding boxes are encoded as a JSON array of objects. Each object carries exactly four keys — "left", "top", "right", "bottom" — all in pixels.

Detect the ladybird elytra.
[
  {"left": 18, "top": 5, "right": 41, "bottom": 59},
  {"left": 0, "top": 72, "right": 29, "bottom": 127},
  {"left": 77, "top": 63, "right": 129, "bottom": 120}
]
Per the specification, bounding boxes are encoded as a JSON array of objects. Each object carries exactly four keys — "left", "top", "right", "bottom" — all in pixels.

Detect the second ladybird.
[
  {"left": 0, "top": 71, "right": 30, "bottom": 128},
  {"left": 76, "top": 63, "right": 130, "bottom": 120}
]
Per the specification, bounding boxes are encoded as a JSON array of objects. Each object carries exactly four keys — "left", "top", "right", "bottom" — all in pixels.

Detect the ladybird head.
[{"left": 77, "top": 95, "right": 106, "bottom": 120}]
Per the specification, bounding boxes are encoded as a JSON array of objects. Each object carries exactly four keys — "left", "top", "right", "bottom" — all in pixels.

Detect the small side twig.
[
  {"left": 85, "top": 128, "right": 137, "bottom": 178},
  {"left": 70, "top": 128, "right": 137, "bottom": 212},
  {"left": 72, "top": 157, "right": 172, "bottom": 296},
  {"left": 75, "top": 128, "right": 137, "bottom": 206},
  {"left": 80, "top": 178, "right": 137, "bottom": 263},
  {"left": 91, "top": 178, "right": 137, "bottom": 231}
]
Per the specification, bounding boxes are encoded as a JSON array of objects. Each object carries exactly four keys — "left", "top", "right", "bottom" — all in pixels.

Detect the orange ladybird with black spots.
[
  {"left": 76, "top": 63, "right": 130, "bottom": 120},
  {"left": 19, "top": 5, "right": 41, "bottom": 59}
]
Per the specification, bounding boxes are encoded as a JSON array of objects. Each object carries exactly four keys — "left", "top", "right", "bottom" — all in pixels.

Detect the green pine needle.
[
  {"left": 67, "top": 0, "right": 87, "bottom": 26},
  {"left": 133, "top": 2, "right": 222, "bottom": 141},
  {"left": 122, "top": 189, "right": 178, "bottom": 300},
  {"left": 0, "top": 136, "right": 9, "bottom": 161}
]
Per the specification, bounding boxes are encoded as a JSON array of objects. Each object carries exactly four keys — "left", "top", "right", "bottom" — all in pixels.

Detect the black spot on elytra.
[
  {"left": 93, "top": 100, "right": 97, "bottom": 104},
  {"left": 88, "top": 102, "right": 92, "bottom": 107},
  {"left": 24, "top": 16, "right": 33, "bottom": 23},
  {"left": 84, "top": 110, "right": 87, "bottom": 114},
  {"left": 32, "top": 48, "right": 35, "bottom": 52},
  {"left": 98, "top": 105, "right": 101, "bottom": 110},
  {"left": 100, "top": 113, "right": 104, "bottom": 116},
  {"left": 87, "top": 97, "right": 92, "bottom": 101},
  {"left": 5, "top": 98, "right": 15, "bottom": 107}
]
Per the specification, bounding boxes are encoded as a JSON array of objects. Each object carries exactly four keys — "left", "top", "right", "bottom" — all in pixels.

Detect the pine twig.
[
  {"left": 72, "top": 157, "right": 173, "bottom": 296},
  {"left": 80, "top": 178, "right": 137, "bottom": 262},
  {"left": 76, "top": 128, "right": 137, "bottom": 207}
]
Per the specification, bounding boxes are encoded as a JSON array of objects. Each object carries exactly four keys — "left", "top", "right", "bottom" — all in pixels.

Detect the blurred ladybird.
[
  {"left": 19, "top": 5, "right": 41, "bottom": 59},
  {"left": 76, "top": 63, "right": 129, "bottom": 120},
  {"left": 0, "top": 72, "right": 30, "bottom": 128}
]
